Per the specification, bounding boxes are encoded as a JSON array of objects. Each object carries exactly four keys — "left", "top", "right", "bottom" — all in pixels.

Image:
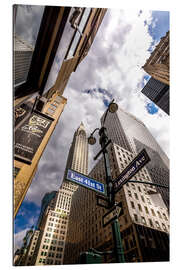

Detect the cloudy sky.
[{"left": 14, "top": 2, "right": 170, "bottom": 253}]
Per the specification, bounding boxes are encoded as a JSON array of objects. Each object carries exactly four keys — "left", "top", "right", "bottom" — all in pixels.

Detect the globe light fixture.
[
  {"left": 108, "top": 102, "right": 118, "bottom": 113},
  {"left": 88, "top": 135, "right": 96, "bottom": 145}
]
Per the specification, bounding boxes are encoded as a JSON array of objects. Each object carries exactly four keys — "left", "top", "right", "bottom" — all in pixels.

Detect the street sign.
[
  {"left": 66, "top": 169, "right": 107, "bottom": 195},
  {"left": 96, "top": 194, "right": 110, "bottom": 209},
  {"left": 102, "top": 202, "right": 123, "bottom": 227},
  {"left": 114, "top": 149, "right": 150, "bottom": 194}
]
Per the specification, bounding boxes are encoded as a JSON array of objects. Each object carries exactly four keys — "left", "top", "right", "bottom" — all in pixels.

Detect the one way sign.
[{"left": 102, "top": 202, "right": 123, "bottom": 227}]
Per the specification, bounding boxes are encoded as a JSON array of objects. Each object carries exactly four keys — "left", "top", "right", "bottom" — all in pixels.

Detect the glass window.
[
  {"left": 141, "top": 216, "right": 146, "bottom": 224},
  {"left": 155, "top": 221, "right": 160, "bottom": 228},
  {"left": 14, "top": 5, "right": 44, "bottom": 86},
  {"left": 66, "top": 31, "right": 81, "bottom": 59},
  {"left": 78, "top": 8, "right": 91, "bottom": 33},
  {"left": 138, "top": 204, "right": 142, "bottom": 211}
]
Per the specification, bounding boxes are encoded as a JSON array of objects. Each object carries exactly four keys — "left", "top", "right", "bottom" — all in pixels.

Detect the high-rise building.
[
  {"left": 14, "top": 91, "right": 67, "bottom": 217},
  {"left": 142, "top": 31, "right": 169, "bottom": 115},
  {"left": 101, "top": 108, "right": 169, "bottom": 210},
  {"left": 14, "top": 6, "right": 106, "bottom": 217},
  {"left": 14, "top": 6, "right": 107, "bottom": 106},
  {"left": 16, "top": 122, "right": 89, "bottom": 266},
  {"left": 141, "top": 77, "right": 169, "bottom": 115},
  {"left": 142, "top": 31, "right": 169, "bottom": 86},
  {"left": 64, "top": 142, "right": 169, "bottom": 263},
  {"left": 14, "top": 35, "right": 34, "bottom": 86}
]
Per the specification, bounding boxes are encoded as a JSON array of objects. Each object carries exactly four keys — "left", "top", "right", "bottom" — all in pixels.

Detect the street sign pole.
[
  {"left": 112, "top": 218, "right": 125, "bottom": 263},
  {"left": 98, "top": 126, "right": 124, "bottom": 262},
  {"left": 99, "top": 127, "right": 114, "bottom": 207}
]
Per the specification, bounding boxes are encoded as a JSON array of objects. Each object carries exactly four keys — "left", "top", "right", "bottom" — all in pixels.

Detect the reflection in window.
[
  {"left": 14, "top": 5, "right": 44, "bottom": 87},
  {"left": 66, "top": 31, "right": 81, "bottom": 59},
  {"left": 66, "top": 8, "right": 91, "bottom": 59},
  {"left": 78, "top": 8, "right": 91, "bottom": 33}
]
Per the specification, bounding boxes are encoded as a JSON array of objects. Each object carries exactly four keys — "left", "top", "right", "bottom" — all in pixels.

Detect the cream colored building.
[
  {"left": 14, "top": 92, "right": 67, "bottom": 217},
  {"left": 64, "top": 142, "right": 169, "bottom": 263},
  {"left": 142, "top": 31, "right": 169, "bottom": 86},
  {"left": 18, "top": 122, "right": 89, "bottom": 266}
]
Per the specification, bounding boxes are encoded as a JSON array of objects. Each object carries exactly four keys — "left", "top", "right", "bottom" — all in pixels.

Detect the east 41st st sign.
[{"left": 66, "top": 169, "right": 107, "bottom": 195}]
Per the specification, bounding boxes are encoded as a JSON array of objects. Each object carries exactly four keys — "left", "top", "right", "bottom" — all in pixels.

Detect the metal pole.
[
  {"left": 99, "top": 127, "right": 114, "bottom": 207},
  {"left": 99, "top": 126, "right": 125, "bottom": 263},
  {"left": 111, "top": 218, "right": 125, "bottom": 263}
]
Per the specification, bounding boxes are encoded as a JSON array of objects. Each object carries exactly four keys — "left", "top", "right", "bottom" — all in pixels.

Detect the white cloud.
[
  {"left": 14, "top": 228, "right": 29, "bottom": 252},
  {"left": 20, "top": 7, "right": 169, "bottom": 210}
]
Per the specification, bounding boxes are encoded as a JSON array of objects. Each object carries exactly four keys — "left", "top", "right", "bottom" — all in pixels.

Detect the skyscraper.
[
  {"left": 14, "top": 35, "right": 34, "bottom": 86},
  {"left": 142, "top": 31, "right": 169, "bottom": 115},
  {"left": 101, "top": 108, "right": 169, "bottom": 210},
  {"left": 16, "top": 123, "right": 89, "bottom": 266},
  {"left": 64, "top": 142, "right": 169, "bottom": 263},
  {"left": 14, "top": 91, "right": 67, "bottom": 217},
  {"left": 142, "top": 31, "right": 169, "bottom": 86},
  {"left": 141, "top": 77, "right": 169, "bottom": 115},
  {"left": 64, "top": 107, "right": 169, "bottom": 263}
]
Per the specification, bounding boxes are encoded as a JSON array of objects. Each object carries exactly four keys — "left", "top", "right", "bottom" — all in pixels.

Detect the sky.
[{"left": 13, "top": 3, "right": 170, "bottom": 254}]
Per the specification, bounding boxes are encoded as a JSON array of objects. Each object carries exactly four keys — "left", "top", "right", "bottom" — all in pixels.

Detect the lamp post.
[{"left": 88, "top": 100, "right": 125, "bottom": 263}]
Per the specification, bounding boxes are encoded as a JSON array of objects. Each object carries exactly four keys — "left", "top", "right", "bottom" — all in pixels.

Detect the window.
[
  {"left": 151, "top": 209, "right": 156, "bottom": 216},
  {"left": 78, "top": 8, "right": 91, "bottom": 33},
  {"left": 47, "top": 107, "right": 54, "bottom": 115},
  {"left": 134, "top": 214, "right": 138, "bottom": 222},
  {"left": 155, "top": 221, "right": 160, "bottom": 228},
  {"left": 147, "top": 198, "right": 151, "bottom": 204},
  {"left": 149, "top": 218, "right": 154, "bottom": 227},
  {"left": 134, "top": 193, "right": 139, "bottom": 200},
  {"left": 163, "top": 213, "right": 168, "bottom": 220},
  {"left": 141, "top": 216, "right": 146, "bottom": 224},
  {"left": 138, "top": 204, "right": 142, "bottom": 212},
  {"left": 157, "top": 211, "right": 162, "bottom": 218},
  {"left": 162, "top": 223, "right": 167, "bottom": 231},
  {"left": 144, "top": 206, "right": 149, "bottom": 214},
  {"left": 130, "top": 201, "right": 135, "bottom": 209}
]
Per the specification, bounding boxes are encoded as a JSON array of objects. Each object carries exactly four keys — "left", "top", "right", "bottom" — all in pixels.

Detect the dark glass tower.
[{"left": 141, "top": 77, "right": 169, "bottom": 115}]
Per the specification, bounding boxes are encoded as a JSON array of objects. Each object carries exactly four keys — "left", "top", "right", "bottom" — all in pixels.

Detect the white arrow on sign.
[{"left": 102, "top": 202, "right": 123, "bottom": 227}]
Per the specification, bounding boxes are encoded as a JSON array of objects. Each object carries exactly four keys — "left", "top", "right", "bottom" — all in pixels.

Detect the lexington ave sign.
[
  {"left": 114, "top": 149, "right": 150, "bottom": 193},
  {"left": 67, "top": 169, "right": 107, "bottom": 195}
]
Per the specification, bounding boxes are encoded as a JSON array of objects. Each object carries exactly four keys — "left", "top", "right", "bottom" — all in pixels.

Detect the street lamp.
[{"left": 88, "top": 100, "right": 125, "bottom": 263}]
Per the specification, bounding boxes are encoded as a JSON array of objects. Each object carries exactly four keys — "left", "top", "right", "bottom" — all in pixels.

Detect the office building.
[
  {"left": 101, "top": 108, "right": 169, "bottom": 210},
  {"left": 142, "top": 31, "right": 169, "bottom": 86},
  {"left": 16, "top": 122, "right": 89, "bottom": 265},
  {"left": 141, "top": 77, "right": 169, "bottom": 115},
  {"left": 64, "top": 142, "right": 169, "bottom": 263},
  {"left": 142, "top": 31, "right": 169, "bottom": 114},
  {"left": 14, "top": 91, "right": 67, "bottom": 217},
  {"left": 14, "top": 35, "right": 34, "bottom": 86},
  {"left": 14, "top": 6, "right": 107, "bottom": 106},
  {"left": 14, "top": 6, "right": 106, "bottom": 217}
]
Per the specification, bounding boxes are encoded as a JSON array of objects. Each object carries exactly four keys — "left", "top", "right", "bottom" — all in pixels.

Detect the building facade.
[
  {"left": 16, "top": 122, "right": 89, "bottom": 266},
  {"left": 142, "top": 31, "right": 169, "bottom": 115},
  {"left": 101, "top": 108, "right": 169, "bottom": 210},
  {"left": 14, "top": 91, "right": 67, "bottom": 217},
  {"left": 14, "top": 35, "right": 34, "bottom": 86},
  {"left": 141, "top": 77, "right": 169, "bottom": 115},
  {"left": 142, "top": 31, "right": 169, "bottom": 86},
  {"left": 64, "top": 142, "right": 169, "bottom": 263},
  {"left": 13, "top": 6, "right": 106, "bottom": 217}
]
